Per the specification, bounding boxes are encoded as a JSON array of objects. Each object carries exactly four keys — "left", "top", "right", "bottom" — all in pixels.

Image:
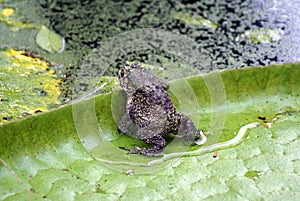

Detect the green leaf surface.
[{"left": 0, "top": 63, "right": 300, "bottom": 200}]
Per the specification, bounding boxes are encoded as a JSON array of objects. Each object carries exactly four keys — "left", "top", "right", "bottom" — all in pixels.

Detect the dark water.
[
  {"left": 36, "top": 0, "right": 300, "bottom": 71},
  {"left": 1, "top": 0, "right": 300, "bottom": 101}
]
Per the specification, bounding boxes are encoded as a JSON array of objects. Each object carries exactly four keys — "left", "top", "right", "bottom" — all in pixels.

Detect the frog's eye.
[
  {"left": 119, "top": 69, "right": 126, "bottom": 78},
  {"left": 119, "top": 70, "right": 124, "bottom": 78}
]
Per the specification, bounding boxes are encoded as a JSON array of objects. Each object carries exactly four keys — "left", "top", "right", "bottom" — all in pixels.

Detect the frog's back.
[{"left": 128, "top": 85, "right": 177, "bottom": 136}]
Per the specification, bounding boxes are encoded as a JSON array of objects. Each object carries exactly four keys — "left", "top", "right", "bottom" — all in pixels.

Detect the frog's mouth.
[{"left": 118, "top": 63, "right": 140, "bottom": 77}]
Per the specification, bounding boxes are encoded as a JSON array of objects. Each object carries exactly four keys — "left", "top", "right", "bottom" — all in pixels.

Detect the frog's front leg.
[
  {"left": 120, "top": 128, "right": 166, "bottom": 156},
  {"left": 117, "top": 112, "right": 137, "bottom": 136}
]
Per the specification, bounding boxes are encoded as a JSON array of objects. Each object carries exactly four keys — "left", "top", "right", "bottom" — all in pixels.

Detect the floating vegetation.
[
  {"left": 173, "top": 12, "right": 218, "bottom": 30},
  {"left": 236, "top": 29, "right": 284, "bottom": 44},
  {"left": 36, "top": 25, "right": 65, "bottom": 53}
]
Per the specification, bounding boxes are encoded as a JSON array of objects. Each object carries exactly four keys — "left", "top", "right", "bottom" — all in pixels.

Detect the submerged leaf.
[{"left": 36, "top": 25, "right": 65, "bottom": 53}]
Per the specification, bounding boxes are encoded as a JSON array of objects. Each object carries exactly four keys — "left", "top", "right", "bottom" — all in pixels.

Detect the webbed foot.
[
  {"left": 119, "top": 145, "right": 145, "bottom": 154},
  {"left": 193, "top": 130, "right": 207, "bottom": 145}
]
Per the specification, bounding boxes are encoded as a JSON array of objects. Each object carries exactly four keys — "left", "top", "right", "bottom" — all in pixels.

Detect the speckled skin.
[{"left": 118, "top": 63, "right": 204, "bottom": 155}]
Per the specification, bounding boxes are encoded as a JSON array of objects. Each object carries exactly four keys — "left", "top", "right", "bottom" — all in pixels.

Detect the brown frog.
[{"left": 117, "top": 63, "right": 206, "bottom": 156}]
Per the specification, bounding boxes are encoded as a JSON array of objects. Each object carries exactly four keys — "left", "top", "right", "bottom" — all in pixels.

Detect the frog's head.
[{"left": 118, "top": 63, "right": 149, "bottom": 95}]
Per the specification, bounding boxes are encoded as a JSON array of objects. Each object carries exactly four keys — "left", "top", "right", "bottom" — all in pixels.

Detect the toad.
[{"left": 117, "top": 63, "right": 206, "bottom": 156}]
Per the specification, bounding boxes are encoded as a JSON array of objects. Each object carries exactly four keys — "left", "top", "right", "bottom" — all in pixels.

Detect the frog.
[{"left": 117, "top": 63, "right": 207, "bottom": 156}]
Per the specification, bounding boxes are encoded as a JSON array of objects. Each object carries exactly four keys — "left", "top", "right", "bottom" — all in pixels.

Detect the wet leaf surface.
[{"left": 0, "top": 63, "right": 299, "bottom": 200}]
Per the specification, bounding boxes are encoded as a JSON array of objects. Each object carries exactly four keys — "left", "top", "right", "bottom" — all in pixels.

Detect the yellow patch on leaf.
[
  {"left": 2, "top": 8, "right": 14, "bottom": 17},
  {"left": 0, "top": 49, "right": 61, "bottom": 125},
  {"left": 0, "top": 7, "right": 34, "bottom": 30}
]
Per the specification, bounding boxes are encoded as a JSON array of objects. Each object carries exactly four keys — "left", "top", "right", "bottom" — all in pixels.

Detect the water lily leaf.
[
  {"left": 0, "top": 48, "right": 61, "bottom": 125},
  {"left": 36, "top": 25, "right": 65, "bottom": 53},
  {"left": 0, "top": 63, "right": 299, "bottom": 200}
]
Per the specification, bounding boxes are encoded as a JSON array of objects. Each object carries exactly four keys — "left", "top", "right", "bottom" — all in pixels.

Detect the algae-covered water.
[{"left": 2, "top": 0, "right": 300, "bottom": 69}]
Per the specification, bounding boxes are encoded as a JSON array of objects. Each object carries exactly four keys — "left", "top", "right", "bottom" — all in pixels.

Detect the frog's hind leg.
[
  {"left": 120, "top": 128, "right": 166, "bottom": 156},
  {"left": 177, "top": 114, "right": 206, "bottom": 143},
  {"left": 139, "top": 135, "right": 166, "bottom": 156}
]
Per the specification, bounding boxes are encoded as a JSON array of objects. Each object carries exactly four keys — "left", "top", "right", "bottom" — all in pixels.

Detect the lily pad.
[
  {"left": 0, "top": 48, "right": 61, "bottom": 125},
  {"left": 0, "top": 63, "right": 299, "bottom": 200}
]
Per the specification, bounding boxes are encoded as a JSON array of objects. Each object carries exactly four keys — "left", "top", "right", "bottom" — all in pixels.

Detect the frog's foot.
[
  {"left": 119, "top": 145, "right": 164, "bottom": 156},
  {"left": 119, "top": 145, "right": 145, "bottom": 154},
  {"left": 193, "top": 130, "right": 207, "bottom": 145},
  {"left": 120, "top": 135, "right": 166, "bottom": 156},
  {"left": 137, "top": 136, "right": 165, "bottom": 156}
]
